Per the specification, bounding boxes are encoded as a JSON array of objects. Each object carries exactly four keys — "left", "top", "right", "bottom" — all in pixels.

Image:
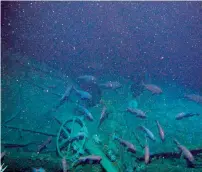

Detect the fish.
[
  {"left": 77, "top": 75, "right": 97, "bottom": 83},
  {"left": 60, "top": 85, "right": 73, "bottom": 102},
  {"left": 67, "top": 132, "right": 87, "bottom": 143},
  {"left": 37, "top": 136, "right": 52, "bottom": 154},
  {"left": 32, "top": 168, "right": 46, "bottom": 172},
  {"left": 175, "top": 112, "right": 200, "bottom": 120},
  {"left": 62, "top": 158, "right": 68, "bottom": 172},
  {"left": 144, "top": 144, "right": 150, "bottom": 164},
  {"left": 173, "top": 139, "right": 194, "bottom": 163},
  {"left": 155, "top": 120, "right": 165, "bottom": 142},
  {"left": 138, "top": 126, "right": 156, "bottom": 142},
  {"left": 73, "top": 87, "right": 92, "bottom": 100},
  {"left": 42, "top": 85, "right": 73, "bottom": 117},
  {"left": 184, "top": 94, "right": 202, "bottom": 104},
  {"left": 60, "top": 132, "right": 87, "bottom": 150},
  {"left": 99, "top": 81, "right": 122, "bottom": 90},
  {"left": 82, "top": 61, "right": 103, "bottom": 70},
  {"left": 112, "top": 134, "right": 136, "bottom": 153},
  {"left": 77, "top": 105, "right": 94, "bottom": 121},
  {"left": 127, "top": 107, "right": 147, "bottom": 119},
  {"left": 73, "top": 155, "right": 102, "bottom": 167},
  {"left": 55, "top": 85, "right": 73, "bottom": 109},
  {"left": 142, "top": 82, "right": 162, "bottom": 94},
  {"left": 98, "top": 106, "right": 109, "bottom": 128},
  {"left": 1, "top": 151, "right": 6, "bottom": 159}
]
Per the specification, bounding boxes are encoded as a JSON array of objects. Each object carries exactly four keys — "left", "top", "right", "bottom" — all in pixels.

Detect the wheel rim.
[{"left": 56, "top": 117, "right": 87, "bottom": 160}]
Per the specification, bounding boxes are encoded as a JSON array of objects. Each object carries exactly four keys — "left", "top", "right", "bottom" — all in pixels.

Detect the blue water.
[{"left": 1, "top": 2, "right": 202, "bottom": 172}]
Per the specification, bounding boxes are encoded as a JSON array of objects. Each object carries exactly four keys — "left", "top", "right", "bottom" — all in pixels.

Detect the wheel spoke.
[
  {"left": 59, "top": 138, "right": 69, "bottom": 148},
  {"left": 57, "top": 117, "right": 87, "bottom": 160},
  {"left": 62, "top": 126, "right": 70, "bottom": 137},
  {"left": 68, "top": 118, "right": 77, "bottom": 152}
]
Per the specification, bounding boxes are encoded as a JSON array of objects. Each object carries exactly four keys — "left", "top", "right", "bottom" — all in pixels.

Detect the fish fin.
[
  {"left": 112, "top": 133, "right": 117, "bottom": 140},
  {"left": 179, "top": 151, "right": 184, "bottom": 160}
]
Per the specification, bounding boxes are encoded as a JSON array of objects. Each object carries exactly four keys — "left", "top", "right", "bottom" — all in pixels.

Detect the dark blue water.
[
  {"left": 1, "top": 2, "right": 202, "bottom": 172},
  {"left": 2, "top": 2, "right": 202, "bottom": 90}
]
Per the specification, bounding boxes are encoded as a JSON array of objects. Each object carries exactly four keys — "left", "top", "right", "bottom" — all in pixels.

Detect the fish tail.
[
  {"left": 155, "top": 120, "right": 159, "bottom": 126},
  {"left": 112, "top": 133, "right": 118, "bottom": 140}
]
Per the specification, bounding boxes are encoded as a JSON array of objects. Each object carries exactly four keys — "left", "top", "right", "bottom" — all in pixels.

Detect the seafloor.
[{"left": 1, "top": 53, "right": 202, "bottom": 172}]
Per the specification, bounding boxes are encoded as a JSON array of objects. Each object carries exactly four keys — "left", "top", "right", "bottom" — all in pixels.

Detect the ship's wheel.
[{"left": 56, "top": 117, "right": 88, "bottom": 161}]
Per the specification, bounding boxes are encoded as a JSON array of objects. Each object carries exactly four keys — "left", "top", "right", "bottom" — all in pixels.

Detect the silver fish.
[
  {"left": 138, "top": 126, "right": 156, "bottom": 141},
  {"left": 155, "top": 120, "right": 165, "bottom": 142},
  {"left": 127, "top": 107, "right": 147, "bottom": 119},
  {"left": 73, "top": 87, "right": 92, "bottom": 100},
  {"left": 176, "top": 112, "right": 200, "bottom": 120},
  {"left": 144, "top": 144, "right": 150, "bottom": 164},
  {"left": 142, "top": 82, "right": 162, "bottom": 94},
  {"left": 173, "top": 139, "right": 194, "bottom": 163},
  {"left": 77, "top": 75, "right": 97, "bottom": 83},
  {"left": 113, "top": 134, "right": 136, "bottom": 153},
  {"left": 77, "top": 105, "right": 94, "bottom": 121},
  {"left": 98, "top": 106, "right": 108, "bottom": 128},
  {"left": 184, "top": 94, "right": 202, "bottom": 104},
  {"left": 73, "top": 155, "right": 102, "bottom": 167},
  {"left": 60, "top": 85, "right": 73, "bottom": 103}
]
